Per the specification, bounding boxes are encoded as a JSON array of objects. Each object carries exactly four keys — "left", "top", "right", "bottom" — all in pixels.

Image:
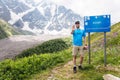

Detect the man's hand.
[
  {"left": 72, "top": 25, "right": 75, "bottom": 30},
  {"left": 71, "top": 25, "right": 75, "bottom": 34},
  {"left": 83, "top": 44, "right": 88, "bottom": 50}
]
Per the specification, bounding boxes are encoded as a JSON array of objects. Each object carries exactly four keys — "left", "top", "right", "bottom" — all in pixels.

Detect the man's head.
[{"left": 75, "top": 21, "right": 80, "bottom": 28}]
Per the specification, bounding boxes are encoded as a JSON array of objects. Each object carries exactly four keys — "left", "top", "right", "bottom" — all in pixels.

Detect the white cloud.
[
  {"left": 32, "top": 0, "right": 120, "bottom": 23},
  {"left": 44, "top": 0, "right": 120, "bottom": 23}
]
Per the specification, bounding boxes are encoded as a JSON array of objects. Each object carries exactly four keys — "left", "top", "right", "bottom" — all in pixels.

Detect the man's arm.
[
  {"left": 83, "top": 37, "right": 88, "bottom": 50},
  {"left": 83, "top": 37, "right": 87, "bottom": 46},
  {"left": 71, "top": 25, "right": 75, "bottom": 34},
  {"left": 83, "top": 30, "right": 87, "bottom": 46}
]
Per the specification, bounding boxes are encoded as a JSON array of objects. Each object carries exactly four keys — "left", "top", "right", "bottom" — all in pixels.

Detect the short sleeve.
[{"left": 82, "top": 30, "right": 86, "bottom": 37}]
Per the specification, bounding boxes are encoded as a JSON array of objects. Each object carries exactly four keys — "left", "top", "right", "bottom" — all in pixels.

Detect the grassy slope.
[
  {"left": 0, "top": 19, "right": 35, "bottom": 39},
  {"left": 0, "top": 38, "right": 72, "bottom": 80},
  {"left": 0, "top": 19, "right": 20, "bottom": 39},
  {"left": 33, "top": 22, "right": 120, "bottom": 80}
]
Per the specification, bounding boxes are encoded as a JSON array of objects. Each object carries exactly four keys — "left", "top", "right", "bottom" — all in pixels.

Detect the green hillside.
[
  {"left": 0, "top": 19, "right": 20, "bottom": 39},
  {"left": 0, "top": 19, "right": 35, "bottom": 39},
  {"left": 0, "top": 22, "right": 120, "bottom": 80},
  {"left": 33, "top": 22, "right": 120, "bottom": 80},
  {"left": 90, "top": 22, "right": 120, "bottom": 46}
]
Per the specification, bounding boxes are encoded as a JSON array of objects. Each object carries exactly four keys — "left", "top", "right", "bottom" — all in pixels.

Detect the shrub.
[
  {"left": 107, "top": 34, "right": 120, "bottom": 47},
  {"left": 17, "top": 39, "right": 69, "bottom": 58},
  {"left": 0, "top": 49, "right": 71, "bottom": 80}
]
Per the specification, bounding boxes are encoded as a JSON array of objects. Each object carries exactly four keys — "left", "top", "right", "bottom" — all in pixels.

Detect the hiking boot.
[
  {"left": 78, "top": 65, "right": 83, "bottom": 70},
  {"left": 73, "top": 66, "right": 77, "bottom": 73}
]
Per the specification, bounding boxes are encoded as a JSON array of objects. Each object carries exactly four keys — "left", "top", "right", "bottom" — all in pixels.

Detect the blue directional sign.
[{"left": 84, "top": 15, "right": 111, "bottom": 32}]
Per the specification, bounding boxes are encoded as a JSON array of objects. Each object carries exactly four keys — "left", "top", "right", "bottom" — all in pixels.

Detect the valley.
[{"left": 0, "top": 35, "right": 68, "bottom": 61}]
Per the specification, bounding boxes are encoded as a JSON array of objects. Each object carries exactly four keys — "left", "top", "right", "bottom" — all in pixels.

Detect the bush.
[
  {"left": 0, "top": 49, "right": 71, "bottom": 80},
  {"left": 107, "top": 34, "right": 120, "bottom": 47},
  {"left": 17, "top": 39, "right": 69, "bottom": 58}
]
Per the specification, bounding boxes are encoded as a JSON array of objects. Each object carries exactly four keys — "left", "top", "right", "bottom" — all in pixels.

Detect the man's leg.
[
  {"left": 73, "top": 55, "right": 77, "bottom": 73},
  {"left": 78, "top": 47, "right": 84, "bottom": 69},
  {"left": 72, "top": 46, "right": 78, "bottom": 73},
  {"left": 73, "top": 55, "right": 77, "bottom": 66},
  {"left": 80, "top": 56, "right": 84, "bottom": 65},
  {"left": 78, "top": 55, "right": 84, "bottom": 70}
]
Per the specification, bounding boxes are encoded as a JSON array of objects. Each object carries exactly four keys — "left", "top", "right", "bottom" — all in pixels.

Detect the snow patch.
[
  {"left": 18, "top": 0, "right": 33, "bottom": 8},
  {"left": 0, "top": 11, "right": 3, "bottom": 14},
  {"left": 33, "top": 0, "right": 43, "bottom": 4},
  {"left": 8, "top": 11, "right": 20, "bottom": 24},
  {"left": 37, "top": 6, "right": 45, "bottom": 16},
  {"left": 18, "top": 8, "right": 35, "bottom": 18},
  {"left": 58, "top": 13, "right": 64, "bottom": 18},
  {"left": 50, "top": 4, "right": 57, "bottom": 16},
  {"left": 0, "top": 6, "right": 2, "bottom": 8},
  {"left": 22, "top": 22, "right": 43, "bottom": 34},
  {"left": 22, "top": 22, "right": 31, "bottom": 31}
]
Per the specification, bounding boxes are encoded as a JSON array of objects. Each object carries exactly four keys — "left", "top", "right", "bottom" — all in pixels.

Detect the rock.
[{"left": 103, "top": 74, "right": 120, "bottom": 80}]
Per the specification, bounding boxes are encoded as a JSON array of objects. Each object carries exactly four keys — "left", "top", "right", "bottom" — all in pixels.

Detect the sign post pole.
[
  {"left": 84, "top": 15, "right": 111, "bottom": 66},
  {"left": 88, "top": 32, "right": 91, "bottom": 64},
  {"left": 104, "top": 32, "right": 107, "bottom": 67}
]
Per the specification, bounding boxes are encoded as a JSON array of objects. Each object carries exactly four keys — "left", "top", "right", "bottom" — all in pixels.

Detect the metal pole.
[
  {"left": 88, "top": 32, "right": 91, "bottom": 64},
  {"left": 104, "top": 32, "right": 107, "bottom": 67}
]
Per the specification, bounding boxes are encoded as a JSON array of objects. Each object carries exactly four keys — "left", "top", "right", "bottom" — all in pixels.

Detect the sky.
[{"left": 33, "top": 0, "right": 120, "bottom": 23}]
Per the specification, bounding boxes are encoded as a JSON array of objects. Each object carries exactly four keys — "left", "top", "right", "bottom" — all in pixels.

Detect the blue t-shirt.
[{"left": 72, "top": 29, "right": 86, "bottom": 46}]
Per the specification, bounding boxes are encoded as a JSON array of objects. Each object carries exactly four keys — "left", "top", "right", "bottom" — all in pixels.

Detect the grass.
[
  {"left": 0, "top": 20, "right": 19, "bottom": 39},
  {"left": 32, "top": 46, "right": 120, "bottom": 80},
  {"left": 0, "top": 21, "right": 120, "bottom": 80},
  {"left": 32, "top": 22, "right": 120, "bottom": 80},
  {"left": 16, "top": 39, "right": 70, "bottom": 58},
  {"left": 0, "top": 48, "right": 72, "bottom": 80},
  {"left": 0, "top": 38, "right": 72, "bottom": 80}
]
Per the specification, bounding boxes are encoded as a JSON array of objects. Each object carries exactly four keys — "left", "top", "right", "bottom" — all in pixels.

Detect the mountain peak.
[{"left": 0, "top": 0, "right": 82, "bottom": 35}]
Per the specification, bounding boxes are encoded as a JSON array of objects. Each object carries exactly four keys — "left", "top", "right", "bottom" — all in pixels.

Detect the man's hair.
[{"left": 75, "top": 21, "right": 80, "bottom": 24}]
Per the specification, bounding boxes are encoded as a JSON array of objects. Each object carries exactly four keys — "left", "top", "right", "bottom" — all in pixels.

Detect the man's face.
[{"left": 75, "top": 24, "right": 80, "bottom": 28}]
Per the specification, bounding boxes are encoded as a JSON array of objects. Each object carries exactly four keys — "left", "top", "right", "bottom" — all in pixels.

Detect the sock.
[{"left": 74, "top": 65, "right": 76, "bottom": 67}]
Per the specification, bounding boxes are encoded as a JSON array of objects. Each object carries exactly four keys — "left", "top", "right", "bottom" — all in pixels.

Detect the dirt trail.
[
  {"left": 0, "top": 35, "right": 68, "bottom": 61},
  {"left": 46, "top": 60, "right": 120, "bottom": 80},
  {"left": 47, "top": 60, "right": 74, "bottom": 80}
]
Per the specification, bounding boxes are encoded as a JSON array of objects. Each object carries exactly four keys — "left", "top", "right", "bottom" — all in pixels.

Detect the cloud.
[
  {"left": 33, "top": 0, "right": 120, "bottom": 23},
  {"left": 49, "top": 0, "right": 120, "bottom": 23}
]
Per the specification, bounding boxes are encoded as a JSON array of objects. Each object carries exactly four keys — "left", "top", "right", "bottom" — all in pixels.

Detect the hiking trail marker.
[{"left": 84, "top": 15, "right": 111, "bottom": 67}]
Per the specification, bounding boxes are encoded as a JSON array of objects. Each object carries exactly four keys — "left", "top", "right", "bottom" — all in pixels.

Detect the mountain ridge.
[
  {"left": 0, "top": 0, "right": 82, "bottom": 35},
  {"left": 0, "top": 19, "right": 35, "bottom": 39}
]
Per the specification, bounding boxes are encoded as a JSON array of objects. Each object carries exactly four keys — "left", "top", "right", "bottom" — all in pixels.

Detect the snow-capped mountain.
[{"left": 0, "top": 0, "right": 82, "bottom": 35}]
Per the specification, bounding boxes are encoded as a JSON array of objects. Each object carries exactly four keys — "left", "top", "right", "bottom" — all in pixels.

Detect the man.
[{"left": 71, "top": 21, "right": 87, "bottom": 73}]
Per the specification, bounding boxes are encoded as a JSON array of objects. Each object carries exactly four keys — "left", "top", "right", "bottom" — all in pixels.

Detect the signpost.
[{"left": 84, "top": 15, "right": 111, "bottom": 66}]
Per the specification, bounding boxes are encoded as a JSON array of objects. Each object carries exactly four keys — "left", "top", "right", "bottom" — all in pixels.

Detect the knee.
[{"left": 73, "top": 56, "right": 77, "bottom": 59}]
